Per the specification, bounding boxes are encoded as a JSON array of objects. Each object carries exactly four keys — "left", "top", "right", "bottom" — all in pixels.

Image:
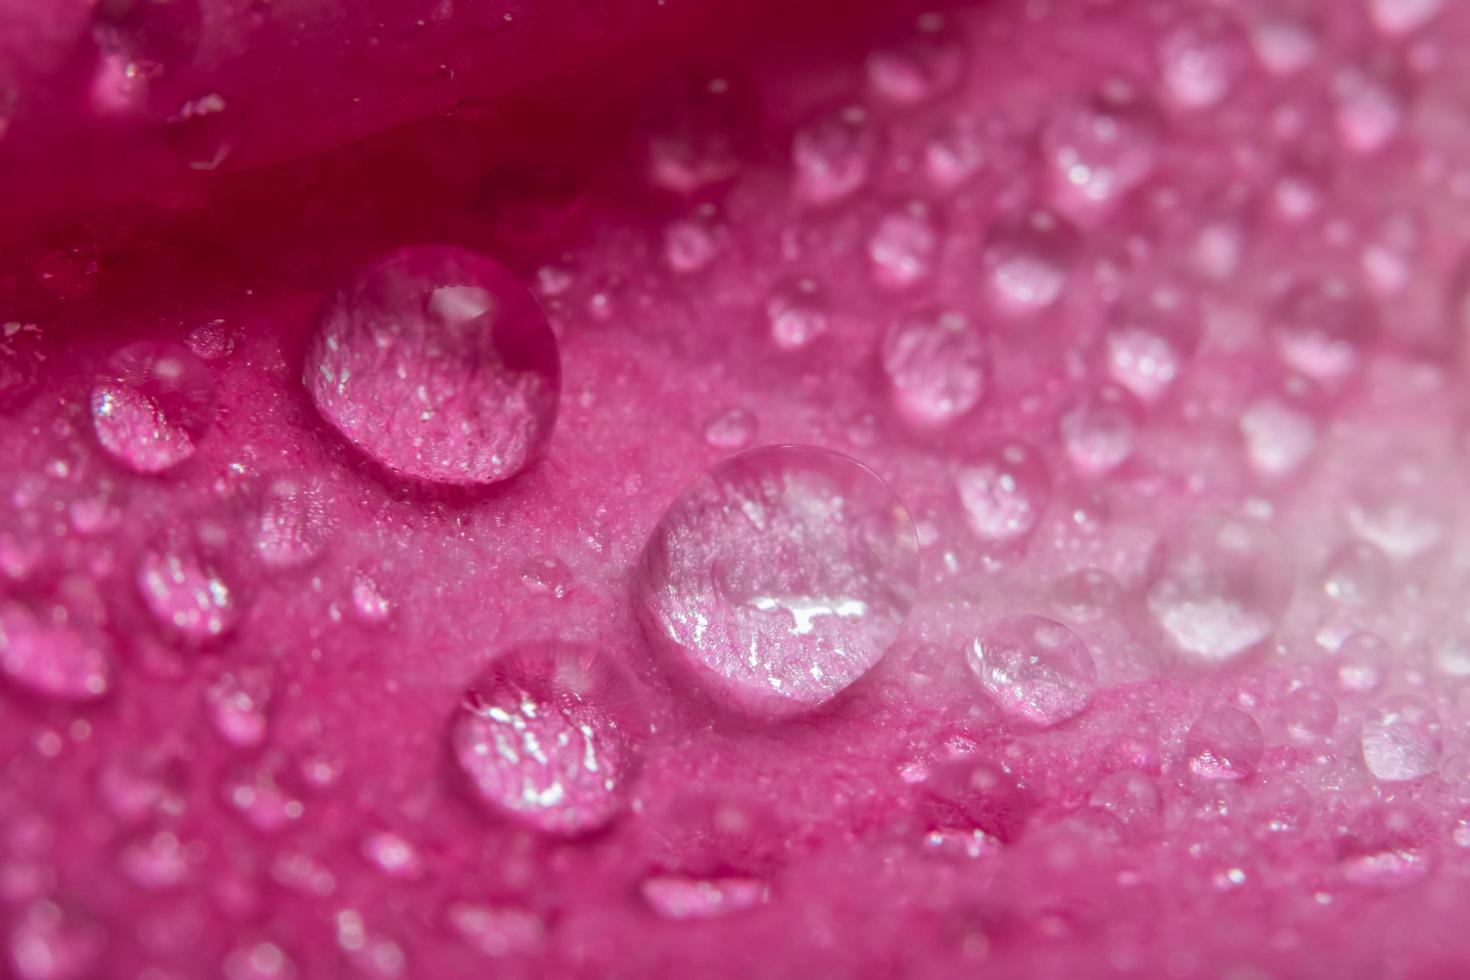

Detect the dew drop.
[
  {"left": 1344, "top": 454, "right": 1450, "bottom": 561},
  {"left": 137, "top": 532, "right": 237, "bottom": 643},
  {"left": 1145, "top": 512, "right": 1292, "bottom": 664},
  {"left": 304, "top": 246, "right": 561, "bottom": 486},
  {"left": 1322, "top": 543, "right": 1392, "bottom": 607},
  {"left": 350, "top": 572, "right": 391, "bottom": 624},
  {"left": 955, "top": 442, "right": 1052, "bottom": 544},
  {"left": 253, "top": 477, "right": 330, "bottom": 569},
  {"left": 919, "top": 759, "right": 1030, "bottom": 844},
  {"left": 1280, "top": 686, "right": 1338, "bottom": 742},
  {"left": 641, "top": 875, "right": 770, "bottom": 920},
  {"left": 1249, "top": 15, "right": 1319, "bottom": 76},
  {"left": 451, "top": 642, "right": 642, "bottom": 835},
  {"left": 637, "top": 445, "right": 919, "bottom": 717},
  {"left": 1362, "top": 695, "right": 1441, "bottom": 782},
  {"left": 868, "top": 200, "right": 941, "bottom": 290},
  {"left": 119, "top": 830, "right": 191, "bottom": 889},
  {"left": 0, "top": 600, "right": 111, "bottom": 702},
  {"left": 1333, "top": 68, "right": 1403, "bottom": 155},
  {"left": 7, "top": 900, "right": 105, "bottom": 980},
  {"left": 1367, "top": 0, "right": 1443, "bottom": 35},
  {"left": 1104, "top": 285, "right": 1199, "bottom": 402},
  {"left": 664, "top": 208, "right": 724, "bottom": 274},
  {"left": 361, "top": 831, "right": 422, "bottom": 879},
  {"left": 1060, "top": 383, "right": 1141, "bottom": 477},
  {"left": 519, "top": 556, "right": 572, "bottom": 599},
  {"left": 980, "top": 209, "right": 1078, "bottom": 316},
  {"left": 446, "top": 904, "right": 545, "bottom": 958},
  {"left": 91, "top": 341, "right": 216, "bottom": 474},
  {"left": 1186, "top": 707, "right": 1264, "bottom": 781},
  {"left": 1048, "top": 567, "right": 1123, "bottom": 623},
  {"left": 1269, "top": 279, "right": 1374, "bottom": 383},
  {"left": 222, "top": 940, "right": 296, "bottom": 980},
  {"left": 186, "top": 319, "right": 235, "bottom": 361},
  {"left": 866, "top": 12, "right": 965, "bottom": 106},
  {"left": 1040, "top": 83, "right": 1161, "bottom": 221},
  {"left": 165, "top": 93, "right": 239, "bottom": 171},
  {"left": 643, "top": 73, "right": 753, "bottom": 195},
  {"left": 923, "top": 116, "right": 987, "bottom": 188},
  {"left": 1240, "top": 387, "right": 1320, "bottom": 480},
  {"left": 1089, "top": 770, "right": 1161, "bottom": 835},
  {"left": 965, "top": 615, "right": 1097, "bottom": 727},
  {"left": 881, "top": 307, "right": 988, "bottom": 429},
  {"left": 205, "top": 667, "right": 272, "bottom": 748},
  {"left": 703, "top": 407, "right": 758, "bottom": 452},
  {"left": 1157, "top": 13, "right": 1245, "bottom": 110},
  {"left": 792, "top": 105, "right": 878, "bottom": 207},
  {"left": 1336, "top": 632, "right": 1391, "bottom": 692},
  {"left": 766, "top": 278, "right": 830, "bottom": 351}
]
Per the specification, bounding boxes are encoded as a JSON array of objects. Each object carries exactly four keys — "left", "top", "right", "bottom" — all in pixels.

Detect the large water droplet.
[
  {"left": 965, "top": 615, "right": 1097, "bottom": 727},
  {"left": 450, "top": 642, "right": 643, "bottom": 835},
  {"left": 637, "top": 446, "right": 919, "bottom": 716},
  {"left": 1185, "top": 706, "right": 1264, "bottom": 781},
  {"left": 304, "top": 246, "right": 560, "bottom": 486},
  {"left": 980, "top": 210, "right": 1078, "bottom": 316},
  {"left": 955, "top": 442, "right": 1052, "bottom": 544},
  {"left": 1145, "top": 512, "right": 1292, "bottom": 664},
  {"left": 791, "top": 105, "right": 878, "bottom": 207},
  {"left": 866, "top": 13, "right": 965, "bottom": 106},
  {"left": 881, "top": 307, "right": 988, "bottom": 429},
  {"left": 0, "top": 599, "right": 111, "bottom": 702},
  {"left": 1269, "top": 279, "right": 1374, "bottom": 382},
  {"left": 1362, "top": 695, "right": 1441, "bottom": 782},
  {"left": 1040, "top": 83, "right": 1161, "bottom": 221},
  {"left": 91, "top": 341, "right": 216, "bottom": 474},
  {"left": 1240, "top": 383, "right": 1321, "bottom": 480}
]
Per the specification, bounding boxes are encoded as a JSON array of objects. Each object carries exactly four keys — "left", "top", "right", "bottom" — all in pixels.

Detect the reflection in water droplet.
[
  {"left": 638, "top": 446, "right": 919, "bottom": 716},
  {"left": 955, "top": 442, "right": 1052, "bottom": 544},
  {"left": 966, "top": 615, "right": 1097, "bottom": 727},
  {"left": 1104, "top": 285, "right": 1198, "bottom": 402},
  {"left": 451, "top": 643, "right": 642, "bottom": 835},
  {"left": 1186, "top": 707, "right": 1264, "bottom": 781},
  {"left": 1280, "top": 686, "right": 1338, "bottom": 742},
  {"left": 792, "top": 105, "right": 878, "bottom": 207},
  {"left": 305, "top": 246, "right": 561, "bottom": 486},
  {"left": 1049, "top": 567, "right": 1123, "bottom": 623},
  {"left": 91, "top": 341, "right": 216, "bottom": 474},
  {"left": 519, "top": 556, "right": 572, "bottom": 598},
  {"left": 1146, "top": 512, "right": 1292, "bottom": 664},
  {"left": 881, "top": 307, "right": 987, "bottom": 429},
  {"left": 1362, "top": 695, "right": 1441, "bottom": 782}
]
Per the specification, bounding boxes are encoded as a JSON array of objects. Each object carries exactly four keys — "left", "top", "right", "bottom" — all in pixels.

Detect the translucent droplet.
[
  {"left": 1367, "top": 0, "right": 1443, "bottom": 35},
  {"left": 920, "top": 759, "right": 1030, "bottom": 843},
  {"left": 350, "top": 572, "right": 391, "bottom": 623},
  {"left": 766, "top": 278, "right": 830, "bottom": 351},
  {"left": 1041, "top": 83, "right": 1161, "bottom": 221},
  {"left": 1333, "top": 68, "right": 1402, "bottom": 154},
  {"left": 792, "top": 105, "right": 878, "bottom": 207},
  {"left": 955, "top": 442, "right": 1052, "bottom": 544},
  {"left": 1104, "top": 285, "right": 1199, "bottom": 402},
  {"left": 361, "top": 831, "right": 422, "bottom": 879},
  {"left": 1322, "top": 543, "right": 1391, "bottom": 607},
  {"left": 1431, "top": 629, "right": 1470, "bottom": 678},
  {"left": 223, "top": 766, "right": 303, "bottom": 834},
  {"left": 980, "top": 210, "right": 1078, "bottom": 316},
  {"left": 1344, "top": 454, "right": 1450, "bottom": 561},
  {"left": 1269, "top": 279, "right": 1374, "bottom": 382},
  {"left": 186, "top": 319, "right": 235, "bottom": 361},
  {"left": 1281, "top": 686, "right": 1338, "bottom": 742},
  {"left": 1362, "top": 695, "right": 1441, "bottom": 782},
  {"left": 881, "top": 307, "right": 987, "bottom": 429},
  {"left": 868, "top": 201, "right": 941, "bottom": 290},
  {"left": 923, "top": 116, "right": 987, "bottom": 188},
  {"left": 7, "top": 900, "right": 105, "bottom": 980},
  {"left": 1048, "top": 567, "right": 1123, "bottom": 623},
  {"left": 1240, "top": 390, "right": 1319, "bottom": 480},
  {"left": 966, "top": 615, "right": 1097, "bottom": 727},
  {"left": 643, "top": 73, "right": 753, "bottom": 195},
  {"left": 91, "top": 341, "right": 216, "bottom": 474},
  {"left": 1157, "top": 14, "right": 1245, "bottom": 110},
  {"left": 1186, "top": 707, "right": 1264, "bottom": 781},
  {"left": 450, "top": 642, "right": 643, "bottom": 835},
  {"left": 1249, "top": 15, "right": 1319, "bottom": 76},
  {"left": 640, "top": 875, "right": 770, "bottom": 920},
  {"left": 137, "top": 533, "right": 237, "bottom": 642},
  {"left": 1089, "top": 770, "right": 1161, "bottom": 835},
  {"left": 447, "top": 904, "right": 544, "bottom": 958},
  {"left": 638, "top": 446, "right": 919, "bottom": 717},
  {"left": 1145, "top": 512, "right": 1292, "bottom": 664},
  {"left": 703, "top": 408, "right": 758, "bottom": 452},
  {"left": 304, "top": 246, "right": 561, "bottom": 486},
  {"left": 1060, "top": 383, "right": 1141, "bottom": 477},
  {"left": 866, "top": 13, "right": 965, "bottom": 105},
  {"left": 205, "top": 667, "right": 272, "bottom": 748},
  {"left": 119, "top": 830, "right": 191, "bottom": 889},
  {"left": 0, "top": 600, "right": 111, "bottom": 702},
  {"left": 664, "top": 208, "right": 724, "bottom": 274},
  {"left": 519, "top": 556, "right": 571, "bottom": 599},
  {"left": 253, "top": 477, "right": 330, "bottom": 569},
  {"left": 1336, "top": 632, "right": 1391, "bottom": 692}
]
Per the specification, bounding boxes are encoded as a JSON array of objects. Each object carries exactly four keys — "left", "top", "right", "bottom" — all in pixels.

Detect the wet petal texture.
[
  {"left": 639, "top": 446, "right": 919, "bottom": 717},
  {"left": 305, "top": 246, "right": 560, "bottom": 486}
]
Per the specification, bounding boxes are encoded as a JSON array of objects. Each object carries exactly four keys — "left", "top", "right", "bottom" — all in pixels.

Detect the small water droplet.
[
  {"left": 792, "top": 105, "right": 878, "bottom": 207},
  {"left": 205, "top": 666, "right": 272, "bottom": 748},
  {"left": 1146, "top": 512, "right": 1292, "bottom": 664},
  {"left": 7, "top": 900, "right": 105, "bottom": 980},
  {"left": 1344, "top": 454, "right": 1451, "bottom": 561},
  {"left": 981, "top": 209, "right": 1078, "bottom": 316},
  {"left": 137, "top": 531, "right": 238, "bottom": 642},
  {"left": 186, "top": 319, "right": 235, "bottom": 361},
  {"left": 222, "top": 939, "right": 296, "bottom": 980},
  {"left": 0, "top": 322, "right": 45, "bottom": 413},
  {"left": 1333, "top": 67, "right": 1403, "bottom": 154},
  {"left": 868, "top": 200, "right": 941, "bottom": 290},
  {"left": 1104, "top": 285, "right": 1199, "bottom": 402},
  {"left": 1157, "top": 13, "right": 1246, "bottom": 110},
  {"left": 119, "top": 830, "right": 191, "bottom": 889},
  {"left": 446, "top": 904, "right": 544, "bottom": 958},
  {"left": 165, "top": 93, "right": 239, "bottom": 171},
  {"left": 866, "top": 12, "right": 965, "bottom": 105},
  {"left": 451, "top": 642, "right": 644, "bottom": 835},
  {"left": 1280, "top": 686, "right": 1338, "bottom": 742},
  {"left": 1367, "top": 0, "right": 1442, "bottom": 36},
  {"left": 361, "top": 831, "right": 422, "bottom": 879},
  {"left": 1060, "top": 383, "right": 1141, "bottom": 477},
  {"left": 1186, "top": 707, "right": 1264, "bottom": 781},
  {"left": 1249, "top": 15, "right": 1319, "bottom": 76},
  {"left": 664, "top": 207, "right": 724, "bottom": 274},
  {"left": 955, "top": 442, "right": 1052, "bottom": 544},
  {"left": 1048, "top": 567, "right": 1123, "bottom": 622},
  {"left": 642, "top": 73, "right": 754, "bottom": 195},
  {"left": 91, "top": 341, "right": 216, "bottom": 474},
  {"left": 1269, "top": 279, "right": 1374, "bottom": 382},
  {"left": 350, "top": 571, "right": 391, "bottom": 623},
  {"left": 1336, "top": 632, "right": 1392, "bottom": 692},
  {"left": 966, "top": 615, "right": 1097, "bottom": 727},
  {"left": 638, "top": 445, "right": 919, "bottom": 716},
  {"left": 640, "top": 875, "right": 770, "bottom": 920},
  {"left": 766, "top": 278, "right": 830, "bottom": 351},
  {"left": 254, "top": 477, "right": 330, "bottom": 569},
  {"left": 305, "top": 247, "right": 561, "bottom": 486},
  {"left": 881, "top": 307, "right": 988, "bottom": 428},
  {"left": 1362, "top": 695, "right": 1441, "bottom": 782},
  {"left": 1322, "top": 543, "right": 1392, "bottom": 607},
  {"left": 703, "top": 407, "right": 758, "bottom": 451},
  {"left": 1089, "top": 770, "right": 1161, "bottom": 835},
  {"left": 519, "top": 556, "right": 572, "bottom": 598},
  {"left": 0, "top": 600, "right": 111, "bottom": 702},
  {"left": 1041, "top": 83, "right": 1161, "bottom": 221},
  {"left": 1240, "top": 383, "right": 1321, "bottom": 480}
]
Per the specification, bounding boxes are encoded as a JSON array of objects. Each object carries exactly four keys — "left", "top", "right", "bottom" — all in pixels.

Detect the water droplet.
[
  {"left": 0, "top": 322, "right": 45, "bottom": 414},
  {"left": 881, "top": 307, "right": 988, "bottom": 428},
  {"left": 137, "top": 532, "right": 238, "bottom": 642},
  {"left": 643, "top": 73, "right": 754, "bottom": 195},
  {"left": 1089, "top": 770, "right": 1161, "bottom": 835},
  {"left": 1322, "top": 543, "right": 1392, "bottom": 607},
  {"left": 1186, "top": 707, "right": 1264, "bottom": 781},
  {"left": 1157, "top": 13, "right": 1245, "bottom": 110},
  {"left": 1104, "top": 285, "right": 1199, "bottom": 402},
  {"left": 7, "top": 900, "right": 105, "bottom": 980},
  {"left": 1362, "top": 695, "right": 1441, "bottom": 782},
  {"left": 1269, "top": 279, "right": 1374, "bottom": 382},
  {"left": 638, "top": 445, "right": 919, "bottom": 716},
  {"left": 350, "top": 572, "right": 391, "bottom": 623},
  {"left": 703, "top": 407, "right": 758, "bottom": 451},
  {"left": 1336, "top": 632, "right": 1391, "bottom": 692},
  {"left": 450, "top": 642, "right": 644, "bottom": 835},
  {"left": 919, "top": 759, "right": 1030, "bottom": 843},
  {"left": 519, "top": 556, "right": 572, "bottom": 598},
  {"left": 446, "top": 904, "right": 544, "bottom": 958},
  {"left": 1333, "top": 67, "right": 1403, "bottom": 154},
  {"left": 91, "top": 341, "right": 216, "bottom": 474},
  {"left": 866, "top": 13, "right": 965, "bottom": 105},
  {"left": 1367, "top": 0, "right": 1442, "bottom": 36},
  {"left": 361, "top": 831, "right": 422, "bottom": 879},
  {"left": 640, "top": 875, "right": 770, "bottom": 920},
  {"left": 1240, "top": 386, "right": 1320, "bottom": 480},
  {"left": 223, "top": 765, "right": 304, "bottom": 833},
  {"left": 1431, "top": 629, "right": 1470, "bottom": 678},
  {"left": 1249, "top": 15, "right": 1319, "bottom": 76},
  {"left": 205, "top": 666, "right": 272, "bottom": 748},
  {"left": 923, "top": 116, "right": 987, "bottom": 188},
  {"left": 955, "top": 442, "right": 1052, "bottom": 544},
  {"left": 966, "top": 615, "right": 1097, "bottom": 727},
  {"left": 222, "top": 940, "right": 296, "bottom": 980},
  {"left": 186, "top": 319, "right": 235, "bottom": 361},
  {"left": 868, "top": 200, "right": 941, "bottom": 290},
  {"left": 1060, "top": 383, "right": 1141, "bottom": 477},
  {"left": 1281, "top": 686, "right": 1338, "bottom": 742},
  {"left": 1344, "top": 454, "right": 1450, "bottom": 561},
  {"left": 0, "top": 600, "right": 111, "bottom": 702},
  {"left": 253, "top": 477, "right": 330, "bottom": 569},
  {"left": 766, "top": 278, "right": 830, "bottom": 351},
  {"left": 1048, "top": 567, "right": 1123, "bottom": 623},
  {"left": 792, "top": 105, "right": 878, "bottom": 207},
  {"left": 304, "top": 246, "right": 560, "bottom": 486},
  {"left": 119, "top": 830, "right": 191, "bottom": 889},
  {"left": 1145, "top": 512, "right": 1292, "bottom": 664},
  {"left": 980, "top": 209, "right": 1078, "bottom": 316},
  {"left": 664, "top": 207, "right": 724, "bottom": 274},
  {"left": 1040, "top": 83, "right": 1161, "bottom": 221}
]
